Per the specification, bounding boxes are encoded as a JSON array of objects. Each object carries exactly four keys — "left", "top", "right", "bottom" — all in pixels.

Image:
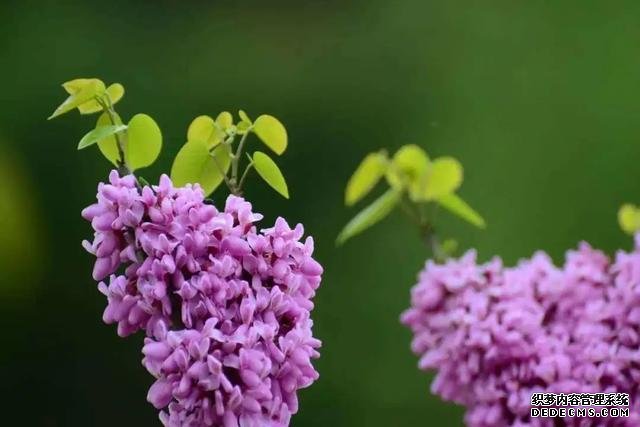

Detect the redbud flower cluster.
[
  {"left": 82, "top": 171, "right": 323, "bottom": 427},
  {"left": 402, "top": 240, "right": 640, "bottom": 427}
]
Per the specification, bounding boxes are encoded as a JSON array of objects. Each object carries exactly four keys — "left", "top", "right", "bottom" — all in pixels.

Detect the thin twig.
[
  {"left": 231, "top": 131, "right": 250, "bottom": 184},
  {"left": 399, "top": 198, "right": 422, "bottom": 227},
  {"left": 401, "top": 196, "right": 447, "bottom": 263},
  {"left": 424, "top": 227, "right": 446, "bottom": 263},
  {"left": 97, "top": 96, "right": 130, "bottom": 175},
  {"left": 209, "top": 144, "right": 236, "bottom": 193},
  {"left": 237, "top": 161, "right": 254, "bottom": 193}
]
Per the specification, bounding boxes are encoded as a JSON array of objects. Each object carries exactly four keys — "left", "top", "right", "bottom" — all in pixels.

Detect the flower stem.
[
  {"left": 231, "top": 131, "right": 250, "bottom": 185},
  {"left": 237, "top": 161, "right": 254, "bottom": 194},
  {"left": 400, "top": 197, "right": 446, "bottom": 262},
  {"left": 97, "top": 96, "right": 130, "bottom": 176},
  {"left": 209, "top": 144, "right": 236, "bottom": 192}
]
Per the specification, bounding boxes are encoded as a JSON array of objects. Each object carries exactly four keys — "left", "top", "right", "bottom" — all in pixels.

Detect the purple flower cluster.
[
  {"left": 401, "top": 239, "right": 640, "bottom": 427},
  {"left": 82, "top": 171, "right": 322, "bottom": 427}
]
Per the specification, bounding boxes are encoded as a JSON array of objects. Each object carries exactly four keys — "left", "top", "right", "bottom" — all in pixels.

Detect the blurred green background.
[{"left": 2, "top": 1, "right": 640, "bottom": 425}]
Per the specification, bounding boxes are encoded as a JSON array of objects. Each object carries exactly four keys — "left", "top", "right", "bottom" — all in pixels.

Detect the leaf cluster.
[
  {"left": 338, "top": 144, "right": 485, "bottom": 246},
  {"left": 171, "top": 112, "right": 290, "bottom": 198},
  {"left": 49, "top": 78, "right": 162, "bottom": 172},
  {"left": 50, "top": 78, "right": 291, "bottom": 199}
]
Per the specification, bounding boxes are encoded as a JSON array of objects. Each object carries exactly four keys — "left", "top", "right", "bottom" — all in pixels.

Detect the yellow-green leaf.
[
  {"left": 187, "top": 115, "right": 223, "bottom": 148},
  {"left": 337, "top": 189, "right": 400, "bottom": 245},
  {"left": 237, "top": 121, "right": 251, "bottom": 135},
  {"left": 96, "top": 112, "right": 124, "bottom": 166},
  {"left": 78, "top": 83, "right": 125, "bottom": 115},
  {"left": 421, "top": 157, "right": 463, "bottom": 200},
  {"left": 78, "top": 124, "right": 127, "bottom": 150},
  {"left": 106, "top": 83, "right": 124, "bottom": 103},
  {"left": 345, "top": 151, "right": 388, "bottom": 206},
  {"left": 62, "top": 78, "right": 96, "bottom": 94},
  {"left": 438, "top": 193, "right": 486, "bottom": 228},
  {"left": 236, "top": 110, "right": 252, "bottom": 134},
  {"left": 171, "top": 140, "right": 231, "bottom": 196},
  {"left": 252, "top": 151, "right": 289, "bottom": 198},
  {"left": 618, "top": 204, "right": 640, "bottom": 235},
  {"left": 386, "top": 144, "right": 430, "bottom": 199},
  {"left": 253, "top": 115, "right": 287, "bottom": 155},
  {"left": 239, "top": 110, "right": 251, "bottom": 124},
  {"left": 49, "top": 79, "right": 105, "bottom": 119},
  {"left": 126, "top": 114, "right": 162, "bottom": 170},
  {"left": 216, "top": 111, "right": 233, "bottom": 131}
]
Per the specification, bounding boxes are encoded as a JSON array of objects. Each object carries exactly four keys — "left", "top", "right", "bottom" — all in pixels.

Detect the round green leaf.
[
  {"left": 337, "top": 189, "right": 400, "bottom": 245},
  {"left": 96, "top": 112, "right": 125, "bottom": 166},
  {"left": 253, "top": 115, "right": 288, "bottom": 155},
  {"left": 78, "top": 124, "right": 127, "bottom": 150},
  {"left": 619, "top": 204, "right": 640, "bottom": 235},
  {"left": 126, "top": 113, "right": 162, "bottom": 170},
  {"left": 421, "top": 157, "right": 463, "bottom": 200},
  {"left": 252, "top": 151, "right": 289, "bottom": 198},
  {"left": 437, "top": 193, "right": 486, "bottom": 228},
  {"left": 386, "top": 144, "right": 430, "bottom": 199},
  {"left": 78, "top": 83, "right": 125, "bottom": 115},
  {"left": 187, "top": 115, "right": 223, "bottom": 148},
  {"left": 171, "top": 140, "right": 231, "bottom": 196},
  {"left": 345, "top": 151, "right": 388, "bottom": 206}
]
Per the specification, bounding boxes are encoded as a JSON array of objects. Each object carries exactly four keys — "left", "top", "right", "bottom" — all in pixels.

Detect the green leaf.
[
  {"left": 421, "top": 157, "right": 463, "bottom": 200},
  {"left": 253, "top": 115, "right": 287, "bottom": 155},
  {"left": 216, "top": 111, "right": 233, "bottom": 131},
  {"left": 49, "top": 79, "right": 105, "bottom": 119},
  {"left": 187, "top": 115, "right": 223, "bottom": 148},
  {"left": 618, "top": 204, "right": 640, "bottom": 235},
  {"left": 437, "top": 193, "right": 486, "bottom": 228},
  {"left": 345, "top": 151, "right": 388, "bottom": 206},
  {"left": 96, "top": 112, "right": 124, "bottom": 166},
  {"left": 171, "top": 140, "right": 231, "bottom": 196},
  {"left": 107, "top": 83, "right": 125, "bottom": 103},
  {"left": 126, "top": 114, "right": 162, "bottom": 171},
  {"left": 62, "top": 78, "right": 95, "bottom": 94},
  {"left": 252, "top": 151, "right": 289, "bottom": 198},
  {"left": 337, "top": 189, "right": 400, "bottom": 245},
  {"left": 386, "top": 144, "right": 430, "bottom": 199},
  {"left": 239, "top": 110, "right": 251, "bottom": 124},
  {"left": 237, "top": 110, "right": 252, "bottom": 134},
  {"left": 78, "top": 83, "right": 125, "bottom": 115},
  {"left": 77, "top": 124, "right": 127, "bottom": 150},
  {"left": 237, "top": 121, "right": 251, "bottom": 134}
]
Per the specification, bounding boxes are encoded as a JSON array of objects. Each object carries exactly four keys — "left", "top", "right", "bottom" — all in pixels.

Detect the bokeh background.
[{"left": 2, "top": 1, "right": 640, "bottom": 425}]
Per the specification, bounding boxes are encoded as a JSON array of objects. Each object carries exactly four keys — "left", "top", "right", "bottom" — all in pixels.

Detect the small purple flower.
[
  {"left": 83, "top": 171, "right": 323, "bottom": 426},
  {"left": 402, "top": 242, "right": 640, "bottom": 427}
]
